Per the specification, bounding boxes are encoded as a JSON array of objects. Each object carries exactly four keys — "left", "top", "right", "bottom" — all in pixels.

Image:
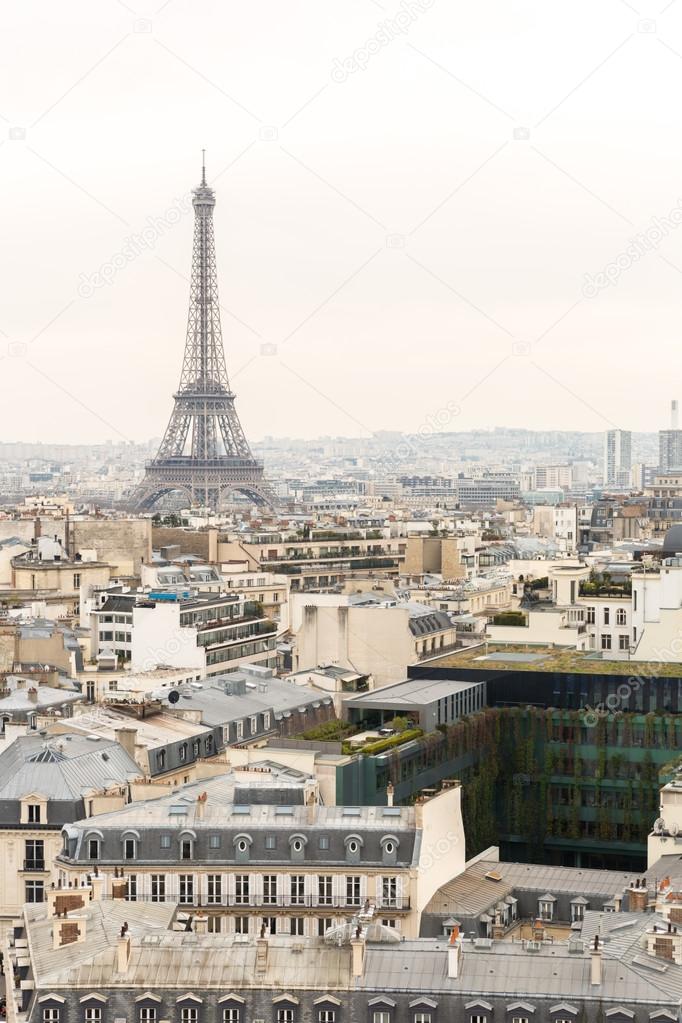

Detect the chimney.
[
  {"left": 115, "top": 728, "right": 138, "bottom": 761},
  {"left": 91, "top": 875, "right": 105, "bottom": 902},
  {"left": 386, "top": 781, "right": 394, "bottom": 808},
  {"left": 673, "top": 400, "right": 679, "bottom": 430},
  {"left": 34, "top": 517, "right": 41, "bottom": 542},
  {"left": 350, "top": 931, "right": 365, "bottom": 978},
  {"left": 196, "top": 792, "right": 207, "bottom": 821},
  {"left": 193, "top": 912, "right": 208, "bottom": 934},
  {"left": 256, "top": 934, "right": 268, "bottom": 975},
  {"left": 590, "top": 935, "right": 602, "bottom": 986},
  {"left": 117, "top": 924, "right": 131, "bottom": 973},
  {"left": 447, "top": 927, "right": 462, "bottom": 979},
  {"left": 629, "top": 878, "right": 649, "bottom": 912}
]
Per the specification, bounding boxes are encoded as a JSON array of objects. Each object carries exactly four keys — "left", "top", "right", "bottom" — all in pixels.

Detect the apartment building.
[
  {"left": 83, "top": 587, "right": 277, "bottom": 674},
  {"left": 54, "top": 772, "right": 464, "bottom": 939},
  {"left": 0, "top": 732, "right": 140, "bottom": 930}
]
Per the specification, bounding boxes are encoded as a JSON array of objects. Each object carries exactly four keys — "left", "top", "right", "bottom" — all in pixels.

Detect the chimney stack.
[
  {"left": 196, "top": 792, "right": 207, "bottom": 821},
  {"left": 386, "top": 781, "right": 394, "bottom": 808},
  {"left": 590, "top": 935, "right": 602, "bottom": 986},
  {"left": 447, "top": 926, "right": 462, "bottom": 979},
  {"left": 115, "top": 728, "right": 138, "bottom": 762},
  {"left": 117, "top": 923, "right": 130, "bottom": 974},
  {"left": 350, "top": 929, "right": 365, "bottom": 978},
  {"left": 629, "top": 879, "right": 649, "bottom": 912},
  {"left": 673, "top": 400, "right": 679, "bottom": 430},
  {"left": 193, "top": 912, "right": 208, "bottom": 934}
]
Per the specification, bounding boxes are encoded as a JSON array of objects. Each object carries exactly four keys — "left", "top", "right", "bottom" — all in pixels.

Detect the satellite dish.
[
  {"left": 654, "top": 818, "right": 666, "bottom": 834},
  {"left": 168, "top": 690, "right": 180, "bottom": 705}
]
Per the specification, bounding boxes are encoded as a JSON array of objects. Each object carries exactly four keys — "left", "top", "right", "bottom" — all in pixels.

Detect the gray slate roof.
[{"left": 0, "top": 733, "right": 141, "bottom": 799}]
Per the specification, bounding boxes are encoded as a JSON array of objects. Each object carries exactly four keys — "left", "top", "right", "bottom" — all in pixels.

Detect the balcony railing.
[
  {"left": 23, "top": 859, "right": 46, "bottom": 871},
  {"left": 109, "top": 893, "right": 410, "bottom": 910}
]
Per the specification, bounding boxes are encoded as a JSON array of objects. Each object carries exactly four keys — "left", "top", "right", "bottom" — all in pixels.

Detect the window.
[
  {"left": 139, "top": 1010, "right": 156, "bottom": 1023},
  {"left": 126, "top": 874, "right": 138, "bottom": 901},
  {"left": 318, "top": 876, "right": 332, "bottom": 906},
  {"left": 586, "top": 606, "right": 595, "bottom": 624},
  {"left": 235, "top": 875, "right": 250, "bottom": 905},
  {"left": 263, "top": 875, "right": 278, "bottom": 905},
  {"left": 616, "top": 607, "right": 627, "bottom": 625},
  {"left": 511, "top": 1017, "right": 528, "bottom": 1023},
  {"left": 290, "top": 875, "right": 305, "bottom": 905},
  {"left": 151, "top": 874, "right": 166, "bottom": 903},
  {"left": 179, "top": 743, "right": 187, "bottom": 762},
  {"left": 277, "top": 1011, "right": 294, "bottom": 1023},
  {"left": 27, "top": 804, "right": 41, "bottom": 823},
  {"left": 603, "top": 607, "right": 610, "bottom": 625},
  {"left": 25, "top": 880, "right": 44, "bottom": 903},
  {"left": 318, "top": 917, "right": 332, "bottom": 936},
  {"left": 208, "top": 916, "right": 221, "bottom": 933},
  {"left": 224, "top": 1011, "right": 240, "bottom": 1023},
  {"left": 470, "top": 1016, "right": 487, "bottom": 1023},
  {"left": 181, "top": 1008, "right": 198, "bottom": 1023},
  {"left": 291, "top": 838, "right": 304, "bottom": 854},
  {"left": 373, "top": 1014, "right": 390, "bottom": 1023},
  {"left": 414, "top": 1015, "right": 431, "bottom": 1023},
  {"left": 192, "top": 740, "right": 200, "bottom": 757},
  {"left": 181, "top": 838, "right": 193, "bottom": 860},
  {"left": 263, "top": 712, "right": 271, "bottom": 730},
  {"left": 43, "top": 1011, "right": 60, "bottom": 1023},
  {"left": 160, "top": 834, "right": 171, "bottom": 849},
  {"left": 263, "top": 916, "right": 276, "bottom": 934},
  {"left": 619, "top": 635, "right": 629, "bottom": 650},
  {"left": 205, "top": 735, "right": 214, "bottom": 755},
  {"left": 73, "top": 573, "right": 81, "bottom": 588},
  {"left": 25, "top": 838, "right": 44, "bottom": 869},
  {"left": 234, "top": 916, "right": 249, "bottom": 934},
  {"left": 290, "top": 917, "right": 304, "bottom": 936},
  {"left": 601, "top": 634, "right": 612, "bottom": 650},
  {"left": 85, "top": 1010, "right": 102, "bottom": 1023},
  {"left": 381, "top": 877, "right": 398, "bottom": 907},
  {"left": 265, "top": 835, "right": 276, "bottom": 850},
  {"left": 538, "top": 899, "right": 554, "bottom": 920},
  {"left": 346, "top": 876, "right": 361, "bottom": 906},
  {"left": 250, "top": 715, "right": 258, "bottom": 733},
  {"left": 88, "top": 838, "right": 99, "bottom": 860},
  {"left": 207, "top": 874, "right": 222, "bottom": 904},
  {"left": 318, "top": 836, "right": 330, "bottom": 850},
  {"left": 236, "top": 721, "right": 244, "bottom": 740},
  {"left": 319, "top": 1012, "right": 335, "bottom": 1023},
  {"left": 209, "top": 834, "right": 221, "bottom": 849},
  {"left": 124, "top": 837, "right": 136, "bottom": 860},
  {"left": 179, "top": 874, "right": 194, "bottom": 904}
]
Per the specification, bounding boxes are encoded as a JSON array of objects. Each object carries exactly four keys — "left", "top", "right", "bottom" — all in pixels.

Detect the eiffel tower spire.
[{"left": 129, "top": 158, "right": 277, "bottom": 511}]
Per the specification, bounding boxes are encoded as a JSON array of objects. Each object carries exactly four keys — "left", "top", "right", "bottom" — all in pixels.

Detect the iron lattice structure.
[{"left": 130, "top": 162, "right": 277, "bottom": 511}]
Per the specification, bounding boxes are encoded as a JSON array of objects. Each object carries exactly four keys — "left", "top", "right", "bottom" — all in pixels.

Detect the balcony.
[
  {"left": 106, "top": 893, "right": 411, "bottom": 910},
  {"left": 22, "top": 859, "right": 46, "bottom": 872}
]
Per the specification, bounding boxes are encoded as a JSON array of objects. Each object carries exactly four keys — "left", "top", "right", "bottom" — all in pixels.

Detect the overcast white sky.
[{"left": 2, "top": 0, "right": 682, "bottom": 445}]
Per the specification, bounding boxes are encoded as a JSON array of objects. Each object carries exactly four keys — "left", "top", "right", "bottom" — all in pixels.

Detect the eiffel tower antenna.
[{"left": 129, "top": 164, "right": 278, "bottom": 512}]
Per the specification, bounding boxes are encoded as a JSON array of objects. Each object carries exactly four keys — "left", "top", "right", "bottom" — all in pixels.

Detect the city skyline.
[{"left": 3, "top": 2, "right": 682, "bottom": 442}]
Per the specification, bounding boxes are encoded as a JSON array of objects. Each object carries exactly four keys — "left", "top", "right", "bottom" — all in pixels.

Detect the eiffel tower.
[{"left": 130, "top": 156, "right": 277, "bottom": 511}]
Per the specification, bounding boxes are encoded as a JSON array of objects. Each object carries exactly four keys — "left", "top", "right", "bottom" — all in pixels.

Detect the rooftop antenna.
[
  {"left": 201, "top": 149, "right": 206, "bottom": 186},
  {"left": 672, "top": 399, "right": 679, "bottom": 430}
]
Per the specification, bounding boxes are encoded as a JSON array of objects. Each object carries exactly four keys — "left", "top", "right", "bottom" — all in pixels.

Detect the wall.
[
  {"left": 69, "top": 519, "right": 152, "bottom": 576},
  {"left": 152, "top": 527, "right": 219, "bottom": 563}
]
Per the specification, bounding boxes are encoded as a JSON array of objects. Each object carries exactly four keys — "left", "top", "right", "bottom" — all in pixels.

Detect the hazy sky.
[{"left": 2, "top": 0, "right": 682, "bottom": 445}]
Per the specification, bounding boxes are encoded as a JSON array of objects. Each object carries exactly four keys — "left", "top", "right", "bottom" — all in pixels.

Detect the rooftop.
[
  {"left": 431, "top": 643, "right": 682, "bottom": 676},
  {"left": 344, "top": 675, "right": 484, "bottom": 710},
  {"left": 0, "top": 732, "right": 140, "bottom": 800}
]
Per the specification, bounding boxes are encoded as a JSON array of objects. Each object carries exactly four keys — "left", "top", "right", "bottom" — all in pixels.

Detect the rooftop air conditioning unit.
[{"left": 526, "top": 940, "right": 542, "bottom": 952}]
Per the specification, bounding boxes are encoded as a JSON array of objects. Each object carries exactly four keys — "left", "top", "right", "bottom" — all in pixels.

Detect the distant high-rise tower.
[
  {"left": 659, "top": 399, "right": 682, "bottom": 471},
  {"left": 130, "top": 158, "right": 277, "bottom": 511},
  {"left": 603, "top": 429, "right": 631, "bottom": 487}
]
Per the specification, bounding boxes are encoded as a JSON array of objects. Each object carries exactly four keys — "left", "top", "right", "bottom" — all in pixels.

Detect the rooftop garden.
[
  {"left": 579, "top": 569, "right": 632, "bottom": 598},
  {"left": 431, "top": 642, "right": 682, "bottom": 676}
]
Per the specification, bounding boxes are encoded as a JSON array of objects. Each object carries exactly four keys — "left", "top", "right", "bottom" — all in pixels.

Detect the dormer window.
[
  {"left": 28, "top": 804, "right": 41, "bottom": 823},
  {"left": 125, "top": 838, "right": 135, "bottom": 859},
  {"left": 344, "top": 834, "right": 363, "bottom": 864}
]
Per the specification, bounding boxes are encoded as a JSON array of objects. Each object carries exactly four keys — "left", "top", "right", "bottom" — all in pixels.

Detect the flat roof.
[{"left": 345, "top": 676, "right": 483, "bottom": 709}]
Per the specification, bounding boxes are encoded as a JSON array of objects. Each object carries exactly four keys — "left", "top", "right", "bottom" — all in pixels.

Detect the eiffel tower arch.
[{"left": 129, "top": 158, "right": 278, "bottom": 512}]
